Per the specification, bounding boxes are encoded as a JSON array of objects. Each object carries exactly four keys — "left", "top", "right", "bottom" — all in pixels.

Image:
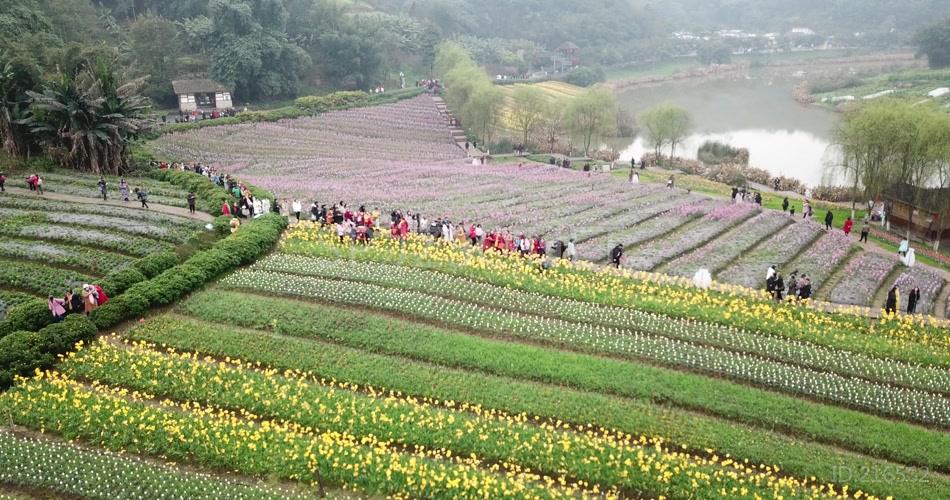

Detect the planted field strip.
[
  {"left": 547, "top": 192, "right": 704, "bottom": 244},
  {"left": 828, "top": 252, "right": 899, "bottom": 306},
  {"left": 890, "top": 266, "right": 946, "bottom": 314},
  {"left": 664, "top": 211, "right": 794, "bottom": 277},
  {"left": 624, "top": 203, "right": 760, "bottom": 270},
  {"left": 577, "top": 200, "right": 721, "bottom": 261},
  {"left": 54, "top": 337, "right": 846, "bottom": 500},
  {"left": 0, "top": 431, "right": 310, "bottom": 500},
  {"left": 0, "top": 207, "right": 193, "bottom": 243},
  {"left": 0, "top": 222, "right": 173, "bottom": 257},
  {"left": 133, "top": 310, "right": 950, "bottom": 498},
  {"left": 0, "top": 194, "right": 204, "bottom": 229},
  {"left": 0, "top": 239, "right": 133, "bottom": 276},
  {"left": 719, "top": 220, "right": 824, "bottom": 288},
  {"left": 251, "top": 254, "right": 950, "bottom": 394},
  {"left": 784, "top": 229, "right": 855, "bottom": 292},
  {"left": 281, "top": 227, "right": 950, "bottom": 366},
  {"left": 0, "top": 258, "right": 95, "bottom": 297},
  {"left": 1, "top": 374, "right": 590, "bottom": 499},
  {"left": 0, "top": 291, "right": 35, "bottom": 320},
  {"left": 38, "top": 172, "right": 191, "bottom": 198},
  {"left": 220, "top": 268, "right": 950, "bottom": 425}
]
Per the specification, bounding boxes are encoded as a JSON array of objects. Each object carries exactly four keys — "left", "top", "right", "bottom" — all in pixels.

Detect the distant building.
[
  {"left": 789, "top": 27, "right": 816, "bottom": 36},
  {"left": 172, "top": 79, "right": 233, "bottom": 113},
  {"left": 883, "top": 183, "right": 950, "bottom": 243},
  {"left": 553, "top": 42, "right": 580, "bottom": 71}
]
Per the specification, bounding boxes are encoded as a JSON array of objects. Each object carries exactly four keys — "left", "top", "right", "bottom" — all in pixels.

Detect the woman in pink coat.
[{"left": 48, "top": 296, "right": 67, "bottom": 323}]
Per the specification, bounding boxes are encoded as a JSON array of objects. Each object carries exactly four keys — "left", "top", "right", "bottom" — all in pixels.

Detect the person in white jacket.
[{"left": 292, "top": 199, "right": 302, "bottom": 221}]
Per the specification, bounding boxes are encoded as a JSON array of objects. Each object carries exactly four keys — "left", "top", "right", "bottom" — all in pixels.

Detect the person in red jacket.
[
  {"left": 221, "top": 199, "right": 232, "bottom": 216},
  {"left": 842, "top": 216, "right": 853, "bottom": 236}
]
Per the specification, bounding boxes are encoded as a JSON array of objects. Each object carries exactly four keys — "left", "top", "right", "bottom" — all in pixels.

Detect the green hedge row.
[
  {"left": 0, "top": 315, "right": 97, "bottom": 388},
  {"left": 0, "top": 214, "right": 286, "bottom": 388},
  {"left": 89, "top": 214, "right": 287, "bottom": 330}
]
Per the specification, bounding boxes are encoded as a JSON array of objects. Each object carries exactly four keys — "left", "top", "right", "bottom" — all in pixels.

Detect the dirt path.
[{"left": 3, "top": 187, "right": 214, "bottom": 222}]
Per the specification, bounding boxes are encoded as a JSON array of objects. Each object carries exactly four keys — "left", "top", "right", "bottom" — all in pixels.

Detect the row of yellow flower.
[
  {"left": 283, "top": 223, "right": 949, "bottom": 363},
  {"left": 52, "top": 337, "right": 871, "bottom": 499},
  {"left": 1, "top": 368, "right": 588, "bottom": 499}
]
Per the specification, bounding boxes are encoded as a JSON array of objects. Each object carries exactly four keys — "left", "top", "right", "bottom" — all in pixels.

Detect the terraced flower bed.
[
  {"left": 0, "top": 239, "right": 135, "bottom": 275},
  {"left": 665, "top": 211, "right": 793, "bottom": 277},
  {"left": 828, "top": 252, "right": 899, "bottom": 306},
  {"left": 221, "top": 267, "right": 950, "bottom": 425},
  {"left": 0, "top": 431, "right": 309, "bottom": 499},
  {"left": 784, "top": 229, "right": 855, "bottom": 291},
  {"left": 624, "top": 203, "right": 760, "bottom": 270},
  {"left": 889, "top": 266, "right": 946, "bottom": 314},
  {"left": 719, "top": 220, "right": 824, "bottom": 288},
  {"left": 0, "top": 258, "right": 96, "bottom": 297}
]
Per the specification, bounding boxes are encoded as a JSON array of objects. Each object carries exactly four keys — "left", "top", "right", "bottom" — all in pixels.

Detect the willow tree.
[
  {"left": 638, "top": 103, "right": 693, "bottom": 166},
  {"left": 565, "top": 86, "right": 616, "bottom": 156},
  {"left": 25, "top": 58, "right": 150, "bottom": 174},
  {"left": 508, "top": 85, "right": 545, "bottom": 148}
]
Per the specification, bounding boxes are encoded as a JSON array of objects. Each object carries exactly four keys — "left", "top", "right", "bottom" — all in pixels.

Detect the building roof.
[
  {"left": 172, "top": 79, "right": 230, "bottom": 95},
  {"left": 886, "top": 182, "right": 950, "bottom": 215}
]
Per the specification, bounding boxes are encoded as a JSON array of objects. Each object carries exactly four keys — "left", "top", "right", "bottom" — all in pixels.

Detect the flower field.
[
  {"left": 0, "top": 176, "right": 208, "bottom": 321},
  {"left": 664, "top": 211, "right": 793, "bottom": 277},
  {"left": 828, "top": 253, "right": 899, "bottom": 306},
  {"left": 146, "top": 95, "right": 950, "bottom": 312},
  {"left": 2, "top": 224, "right": 948, "bottom": 498},
  {"left": 719, "top": 220, "right": 824, "bottom": 288},
  {"left": 3, "top": 96, "right": 947, "bottom": 498},
  {"left": 889, "top": 266, "right": 946, "bottom": 314}
]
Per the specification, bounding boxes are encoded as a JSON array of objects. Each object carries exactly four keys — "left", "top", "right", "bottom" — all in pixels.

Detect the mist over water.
[{"left": 616, "top": 75, "right": 845, "bottom": 186}]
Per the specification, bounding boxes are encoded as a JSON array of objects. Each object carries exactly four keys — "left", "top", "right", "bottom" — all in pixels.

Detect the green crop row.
[
  {"left": 137, "top": 308, "right": 950, "bottom": 499},
  {"left": 0, "top": 373, "right": 580, "bottom": 499},
  {"left": 252, "top": 253, "right": 949, "bottom": 394},
  {"left": 281, "top": 233, "right": 950, "bottom": 368},
  {"left": 61, "top": 338, "right": 840, "bottom": 499},
  {"left": 0, "top": 431, "right": 313, "bottom": 500},
  {"left": 220, "top": 269, "right": 950, "bottom": 427}
]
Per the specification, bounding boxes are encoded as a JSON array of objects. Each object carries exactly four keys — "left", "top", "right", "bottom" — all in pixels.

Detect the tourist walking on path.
[
  {"left": 824, "top": 210, "right": 833, "bottom": 230},
  {"left": 97, "top": 177, "right": 107, "bottom": 200},
  {"left": 859, "top": 219, "right": 870, "bottom": 243},
  {"left": 47, "top": 296, "right": 66, "bottom": 323},
  {"left": 187, "top": 192, "right": 197, "bottom": 215},
  {"left": 782, "top": 197, "right": 789, "bottom": 212},
  {"left": 842, "top": 217, "right": 853, "bottom": 236},
  {"left": 135, "top": 188, "right": 149, "bottom": 209},
  {"left": 666, "top": 175, "right": 674, "bottom": 189},
  {"left": 35, "top": 175, "right": 43, "bottom": 194},
  {"left": 907, "top": 286, "right": 920, "bottom": 314},
  {"left": 884, "top": 285, "right": 899, "bottom": 315},
  {"left": 610, "top": 243, "right": 624, "bottom": 268},
  {"left": 292, "top": 199, "right": 302, "bottom": 221},
  {"left": 119, "top": 178, "right": 130, "bottom": 201},
  {"left": 772, "top": 272, "right": 784, "bottom": 302},
  {"left": 0, "top": 172, "right": 5, "bottom": 192},
  {"left": 566, "top": 239, "right": 576, "bottom": 262}
]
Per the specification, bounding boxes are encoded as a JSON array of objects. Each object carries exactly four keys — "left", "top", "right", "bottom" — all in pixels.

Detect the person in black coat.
[
  {"left": 824, "top": 210, "right": 834, "bottom": 230},
  {"left": 610, "top": 244, "right": 624, "bottom": 268},
  {"left": 907, "top": 287, "right": 920, "bottom": 314},
  {"left": 797, "top": 276, "right": 812, "bottom": 300},
  {"left": 772, "top": 272, "right": 784, "bottom": 301},
  {"left": 884, "top": 285, "right": 899, "bottom": 314},
  {"left": 782, "top": 197, "right": 789, "bottom": 212}
]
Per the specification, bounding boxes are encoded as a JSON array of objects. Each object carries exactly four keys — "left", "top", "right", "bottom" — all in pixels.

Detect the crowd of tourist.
[{"left": 47, "top": 284, "right": 108, "bottom": 322}]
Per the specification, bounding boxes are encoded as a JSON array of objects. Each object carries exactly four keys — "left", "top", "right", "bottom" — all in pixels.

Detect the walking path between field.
[
  {"left": 429, "top": 95, "right": 488, "bottom": 160},
  {"left": 3, "top": 187, "right": 214, "bottom": 222}
]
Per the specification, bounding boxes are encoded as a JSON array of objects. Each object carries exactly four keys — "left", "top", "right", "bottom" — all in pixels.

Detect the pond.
[{"left": 615, "top": 76, "right": 844, "bottom": 186}]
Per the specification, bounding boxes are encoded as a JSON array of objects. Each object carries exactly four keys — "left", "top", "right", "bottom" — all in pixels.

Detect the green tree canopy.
[
  {"left": 565, "top": 85, "right": 617, "bottom": 156},
  {"left": 913, "top": 17, "right": 950, "bottom": 68}
]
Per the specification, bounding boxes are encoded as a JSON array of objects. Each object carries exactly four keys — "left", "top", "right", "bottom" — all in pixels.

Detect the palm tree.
[
  {"left": 0, "top": 52, "right": 41, "bottom": 157},
  {"left": 24, "top": 57, "right": 151, "bottom": 174}
]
